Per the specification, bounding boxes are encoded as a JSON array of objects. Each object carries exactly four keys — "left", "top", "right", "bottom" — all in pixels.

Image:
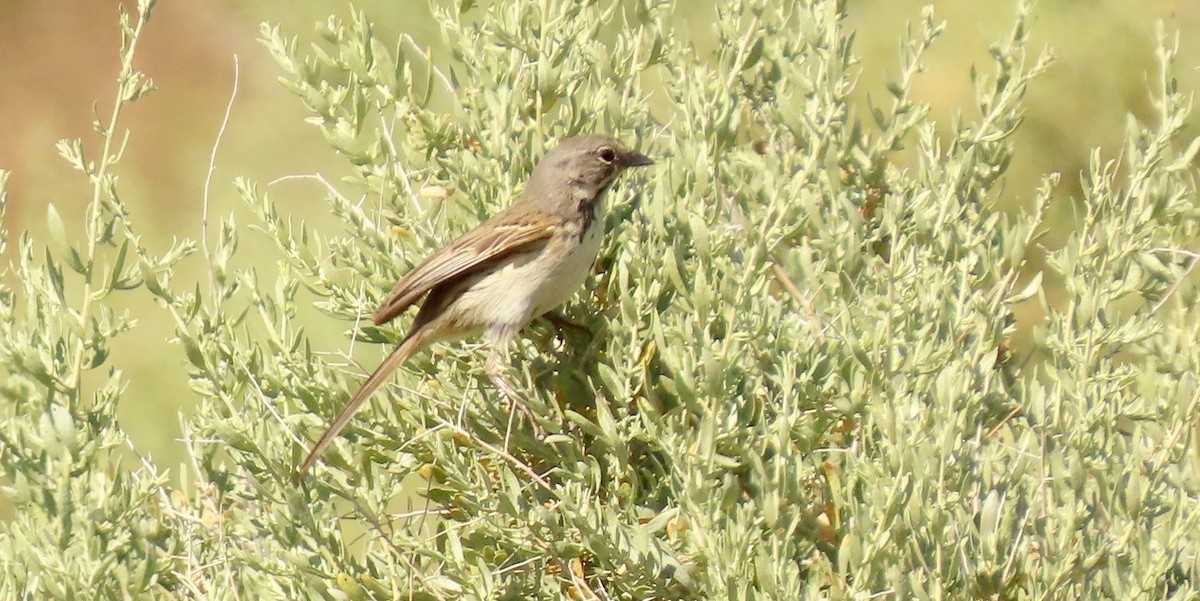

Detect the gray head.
[{"left": 521, "top": 134, "right": 653, "bottom": 212}]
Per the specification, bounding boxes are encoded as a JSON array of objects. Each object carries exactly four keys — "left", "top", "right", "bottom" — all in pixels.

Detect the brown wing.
[{"left": 372, "top": 204, "right": 557, "bottom": 325}]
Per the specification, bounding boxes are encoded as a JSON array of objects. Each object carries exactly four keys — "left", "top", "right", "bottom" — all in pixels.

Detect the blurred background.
[{"left": 0, "top": 0, "right": 1196, "bottom": 472}]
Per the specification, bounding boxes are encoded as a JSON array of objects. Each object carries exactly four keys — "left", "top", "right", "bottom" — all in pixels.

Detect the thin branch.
[
  {"left": 402, "top": 34, "right": 457, "bottom": 103},
  {"left": 721, "top": 195, "right": 823, "bottom": 337},
  {"left": 202, "top": 55, "right": 240, "bottom": 301},
  {"left": 434, "top": 418, "right": 559, "bottom": 497},
  {"left": 1148, "top": 247, "right": 1200, "bottom": 313}
]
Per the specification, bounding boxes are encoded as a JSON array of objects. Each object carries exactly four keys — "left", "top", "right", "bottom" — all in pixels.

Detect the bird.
[{"left": 298, "top": 134, "right": 653, "bottom": 474}]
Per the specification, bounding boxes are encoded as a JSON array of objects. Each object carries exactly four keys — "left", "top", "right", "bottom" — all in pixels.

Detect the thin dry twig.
[
  {"left": 433, "top": 418, "right": 559, "bottom": 496},
  {"left": 1149, "top": 247, "right": 1200, "bottom": 313},
  {"left": 202, "top": 55, "right": 240, "bottom": 301},
  {"left": 721, "top": 195, "right": 823, "bottom": 336},
  {"left": 402, "top": 34, "right": 457, "bottom": 103}
]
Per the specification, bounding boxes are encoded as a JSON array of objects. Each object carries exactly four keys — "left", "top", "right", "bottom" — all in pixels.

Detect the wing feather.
[{"left": 371, "top": 205, "right": 557, "bottom": 325}]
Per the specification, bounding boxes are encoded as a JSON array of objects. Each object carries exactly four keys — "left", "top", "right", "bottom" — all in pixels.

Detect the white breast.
[
  {"left": 448, "top": 220, "right": 603, "bottom": 330},
  {"left": 531, "top": 222, "right": 603, "bottom": 316}
]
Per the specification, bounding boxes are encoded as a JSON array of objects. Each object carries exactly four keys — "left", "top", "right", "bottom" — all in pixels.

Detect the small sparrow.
[{"left": 299, "top": 134, "right": 653, "bottom": 474}]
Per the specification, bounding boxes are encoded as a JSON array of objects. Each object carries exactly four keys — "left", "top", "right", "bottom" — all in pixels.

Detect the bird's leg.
[
  {"left": 484, "top": 324, "right": 545, "bottom": 446},
  {"left": 485, "top": 348, "right": 538, "bottom": 448},
  {"left": 455, "top": 393, "right": 468, "bottom": 430}
]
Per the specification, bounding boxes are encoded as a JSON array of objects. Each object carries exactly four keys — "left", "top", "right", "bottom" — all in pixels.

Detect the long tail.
[{"left": 298, "top": 333, "right": 425, "bottom": 475}]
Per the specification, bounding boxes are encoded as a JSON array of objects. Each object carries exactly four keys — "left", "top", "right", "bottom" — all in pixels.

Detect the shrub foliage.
[{"left": 2, "top": 0, "right": 1200, "bottom": 598}]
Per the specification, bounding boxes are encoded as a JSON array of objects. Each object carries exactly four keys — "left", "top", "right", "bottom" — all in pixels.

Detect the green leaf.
[
  {"left": 46, "top": 203, "right": 70, "bottom": 262},
  {"left": 1003, "top": 271, "right": 1042, "bottom": 305}
]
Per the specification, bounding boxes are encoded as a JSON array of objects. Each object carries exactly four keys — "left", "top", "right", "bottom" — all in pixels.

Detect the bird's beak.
[{"left": 623, "top": 151, "right": 654, "bottom": 167}]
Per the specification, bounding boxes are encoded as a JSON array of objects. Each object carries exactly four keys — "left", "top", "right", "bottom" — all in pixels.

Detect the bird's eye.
[{"left": 598, "top": 147, "right": 617, "bottom": 164}]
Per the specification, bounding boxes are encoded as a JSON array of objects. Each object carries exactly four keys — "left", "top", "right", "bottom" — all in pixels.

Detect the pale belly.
[{"left": 449, "top": 224, "right": 602, "bottom": 330}]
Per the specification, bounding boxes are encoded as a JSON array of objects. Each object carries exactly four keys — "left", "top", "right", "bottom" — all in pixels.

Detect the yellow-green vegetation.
[{"left": 2, "top": 0, "right": 1200, "bottom": 598}]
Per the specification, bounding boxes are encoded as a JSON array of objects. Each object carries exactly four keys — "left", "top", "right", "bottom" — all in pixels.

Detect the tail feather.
[{"left": 298, "top": 333, "right": 425, "bottom": 475}]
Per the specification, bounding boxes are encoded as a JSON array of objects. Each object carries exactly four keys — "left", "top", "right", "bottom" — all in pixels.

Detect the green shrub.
[{"left": 3, "top": 0, "right": 1200, "bottom": 598}]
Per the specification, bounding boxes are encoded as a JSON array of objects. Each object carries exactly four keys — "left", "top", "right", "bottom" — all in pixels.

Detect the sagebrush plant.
[{"left": 2, "top": 0, "right": 1200, "bottom": 598}]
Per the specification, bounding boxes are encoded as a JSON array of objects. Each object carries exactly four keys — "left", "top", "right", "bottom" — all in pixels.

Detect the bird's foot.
[{"left": 486, "top": 364, "right": 545, "bottom": 447}]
